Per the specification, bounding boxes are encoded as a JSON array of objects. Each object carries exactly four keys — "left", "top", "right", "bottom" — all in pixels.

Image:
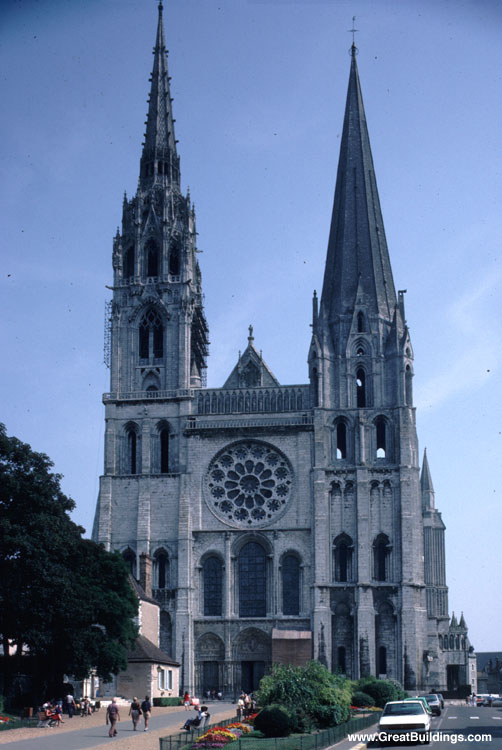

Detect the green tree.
[
  {"left": 0, "top": 424, "right": 138, "bottom": 698},
  {"left": 256, "top": 661, "right": 352, "bottom": 729}
]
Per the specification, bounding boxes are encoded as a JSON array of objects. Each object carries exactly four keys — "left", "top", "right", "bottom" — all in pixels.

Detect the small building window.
[{"left": 157, "top": 668, "right": 172, "bottom": 690}]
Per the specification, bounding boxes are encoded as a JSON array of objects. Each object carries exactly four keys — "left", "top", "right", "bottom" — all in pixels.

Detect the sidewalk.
[{"left": 0, "top": 703, "right": 236, "bottom": 750}]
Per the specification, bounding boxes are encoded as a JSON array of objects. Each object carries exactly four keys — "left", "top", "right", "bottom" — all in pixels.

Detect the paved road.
[
  {"left": 334, "top": 704, "right": 502, "bottom": 749},
  {"left": 0, "top": 703, "right": 235, "bottom": 750}
]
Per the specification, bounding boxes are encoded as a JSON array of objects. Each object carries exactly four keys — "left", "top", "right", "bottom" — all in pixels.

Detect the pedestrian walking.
[
  {"left": 66, "top": 693, "right": 76, "bottom": 718},
  {"left": 141, "top": 695, "right": 152, "bottom": 731},
  {"left": 129, "top": 697, "right": 142, "bottom": 730},
  {"left": 106, "top": 698, "right": 120, "bottom": 737},
  {"left": 183, "top": 691, "right": 191, "bottom": 710}
]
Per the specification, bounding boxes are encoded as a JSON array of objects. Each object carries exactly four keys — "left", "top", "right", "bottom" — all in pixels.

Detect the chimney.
[{"left": 139, "top": 553, "right": 153, "bottom": 597}]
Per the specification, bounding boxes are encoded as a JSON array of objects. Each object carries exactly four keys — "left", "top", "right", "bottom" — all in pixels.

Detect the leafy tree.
[
  {"left": 356, "top": 677, "right": 406, "bottom": 707},
  {"left": 0, "top": 424, "right": 138, "bottom": 698},
  {"left": 256, "top": 661, "right": 352, "bottom": 729}
]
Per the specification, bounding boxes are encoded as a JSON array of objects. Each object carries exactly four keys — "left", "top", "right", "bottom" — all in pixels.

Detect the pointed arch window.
[
  {"left": 373, "top": 534, "right": 391, "bottom": 582},
  {"left": 145, "top": 240, "right": 159, "bottom": 277},
  {"left": 169, "top": 240, "right": 180, "bottom": 276},
  {"left": 203, "top": 556, "right": 223, "bottom": 616},
  {"left": 357, "top": 312, "right": 365, "bottom": 333},
  {"left": 312, "top": 367, "right": 319, "bottom": 407},
  {"left": 154, "top": 550, "right": 169, "bottom": 589},
  {"left": 239, "top": 542, "right": 267, "bottom": 618},
  {"left": 125, "top": 423, "right": 141, "bottom": 475},
  {"left": 282, "top": 554, "right": 301, "bottom": 616},
  {"left": 375, "top": 417, "right": 387, "bottom": 458},
  {"left": 122, "top": 548, "right": 136, "bottom": 577},
  {"left": 139, "top": 309, "right": 164, "bottom": 360},
  {"left": 334, "top": 533, "right": 354, "bottom": 582},
  {"left": 405, "top": 365, "right": 413, "bottom": 406},
  {"left": 356, "top": 368, "right": 366, "bottom": 407},
  {"left": 124, "top": 246, "right": 135, "bottom": 279},
  {"left": 160, "top": 427, "right": 169, "bottom": 473},
  {"left": 334, "top": 420, "right": 348, "bottom": 460}
]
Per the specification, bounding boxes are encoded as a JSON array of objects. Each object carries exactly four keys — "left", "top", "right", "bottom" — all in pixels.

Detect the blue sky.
[{"left": 2, "top": 0, "right": 502, "bottom": 651}]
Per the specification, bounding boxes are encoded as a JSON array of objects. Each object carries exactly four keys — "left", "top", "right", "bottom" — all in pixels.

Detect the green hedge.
[{"left": 153, "top": 696, "right": 183, "bottom": 707}]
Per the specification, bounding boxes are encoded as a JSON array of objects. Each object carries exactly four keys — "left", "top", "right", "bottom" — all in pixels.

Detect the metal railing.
[{"left": 159, "top": 712, "right": 378, "bottom": 750}]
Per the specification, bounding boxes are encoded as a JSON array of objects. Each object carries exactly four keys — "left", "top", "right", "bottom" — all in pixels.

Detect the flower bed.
[{"left": 192, "top": 722, "right": 252, "bottom": 749}]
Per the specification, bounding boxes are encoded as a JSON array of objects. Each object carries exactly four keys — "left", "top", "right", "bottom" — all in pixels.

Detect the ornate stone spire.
[
  {"left": 319, "top": 45, "right": 397, "bottom": 323},
  {"left": 140, "top": 2, "right": 180, "bottom": 187},
  {"left": 421, "top": 448, "right": 435, "bottom": 509}
]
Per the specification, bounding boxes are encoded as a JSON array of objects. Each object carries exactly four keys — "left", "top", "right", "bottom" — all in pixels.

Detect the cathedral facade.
[{"left": 92, "top": 4, "right": 474, "bottom": 696}]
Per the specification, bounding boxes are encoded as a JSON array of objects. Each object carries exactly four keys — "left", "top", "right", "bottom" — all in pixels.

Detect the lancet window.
[
  {"left": 139, "top": 309, "right": 164, "bottom": 360},
  {"left": 203, "top": 556, "right": 223, "bottom": 616},
  {"left": 239, "top": 542, "right": 266, "bottom": 618},
  {"left": 281, "top": 554, "right": 301, "bottom": 616}
]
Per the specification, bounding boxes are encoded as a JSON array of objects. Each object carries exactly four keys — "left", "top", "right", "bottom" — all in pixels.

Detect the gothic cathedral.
[{"left": 93, "top": 4, "right": 475, "bottom": 696}]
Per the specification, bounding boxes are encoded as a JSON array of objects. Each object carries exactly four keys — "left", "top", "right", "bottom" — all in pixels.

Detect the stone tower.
[{"left": 93, "top": 8, "right": 473, "bottom": 696}]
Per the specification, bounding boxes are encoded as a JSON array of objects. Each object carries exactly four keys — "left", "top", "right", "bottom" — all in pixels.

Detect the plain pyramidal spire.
[
  {"left": 320, "top": 43, "right": 397, "bottom": 323},
  {"left": 140, "top": 1, "right": 180, "bottom": 186}
]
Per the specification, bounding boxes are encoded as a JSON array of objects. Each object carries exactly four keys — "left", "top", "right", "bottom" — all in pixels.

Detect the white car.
[{"left": 378, "top": 700, "right": 431, "bottom": 745}]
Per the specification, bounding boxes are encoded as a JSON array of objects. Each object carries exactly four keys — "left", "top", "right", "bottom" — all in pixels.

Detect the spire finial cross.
[
  {"left": 248, "top": 324, "right": 254, "bottom": 343},
  {"left": 348, "top": 16, "right": 358, "bottom": 45}
]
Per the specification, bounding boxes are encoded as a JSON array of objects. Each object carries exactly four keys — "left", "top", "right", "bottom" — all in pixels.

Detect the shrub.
[
  {"left": 153, "top": 696, "right": 183, "bottom": 707},
  {"left": 254, "top": 704, "right": 295, "bottom": 737},
  {"left": 351, "top": 691, "right": 375, "bottom": 708},
  {"left": 311, "top": 703, "right": 350, "bottom": 728},
  {"left": 357, "top": 678, "right": 405, "bottom": 708}
]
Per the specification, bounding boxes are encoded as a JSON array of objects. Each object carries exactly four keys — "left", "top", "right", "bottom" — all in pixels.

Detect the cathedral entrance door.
[
  {"left": 240, "top": 661, "right": 265, "bottom": 693},
  {"left": 203, "top": 661, "right": 220, "bottom": 694}
]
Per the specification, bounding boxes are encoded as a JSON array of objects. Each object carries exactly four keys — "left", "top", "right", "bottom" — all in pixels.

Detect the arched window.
[
  {"left": 124, "top": 246, "right": 134, "bottom": 279},
  {"left": 357, "top": 311, "right": 365, "bottom": 332},
  {"left": 334, "top": 534, "right": 354, "bottom": 582},
  {"left": 378, "top": 645, "right": 387, "bottom": 675},
  {"left": 169, "top": 240, "right": 180, "bottom": 276},
  {"left": 438, "top": 634, "right": 443, "bottom": 649},
  {"left": 456, "top": 635, "right": 460, "bottom": 650},
  {"left": 375, "top": 417, "right": 387, "bottom": 459},
  {"left": 122, "top": 548, "right": 136, "bottom": 577},
  {"left": 335, "top": 420, "right": 347, "bottom": 459},
  {"left": 145, "top": 240, "right": 159, "bottom": 277},
  {"left": 282, "top": 554, "right": 300, "bottom": 615},
  {"left": 239, "top": 542, "right": 266, "bottom": 618},
  {"left": 373, "top": 534, "right": 391, "bottom": 582},
  {"left": 160, "top": 427, "right": 169, "bottom": 473},
  {"left": 356, "top": 368, "right": 366, "bottom": 407},
  {"left": 405, "top": 365, "right": 413, "bottom": 406},
  {"left": 449, "top": 635, "right": 455, "bottom": 650},
  {"left": 203, "top": 556, "right": 223, "bottom": 616},
  {"left": 125, "top": 424, "right": 140, "bottom": 474},
  {"left": 139, "top": 309, "right": 164, "bottom": 360},
  {"left": 154, "top": 550, "right": 169, "bottom": 589}
]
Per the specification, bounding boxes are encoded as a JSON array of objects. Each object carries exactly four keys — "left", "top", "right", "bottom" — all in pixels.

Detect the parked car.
[
  {"left": 436, "top": 693, "right": 445, "bottom": 709},
  {"left": 404, "top": 696, "right": 432, "bottom": 714},
  {"left": 491, "top": 696, "right": 502, "bottom": 707},
  {"left": 419, "top": 694, "right": 441, "bottom": 716},
  {"left": 378, "top": 700, "right": 431, "bottom": 745}
]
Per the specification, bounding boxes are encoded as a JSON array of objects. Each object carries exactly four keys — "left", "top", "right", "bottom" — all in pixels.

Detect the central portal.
[{"left": 240, "top": 660, "right": 265, "bottom": 693}]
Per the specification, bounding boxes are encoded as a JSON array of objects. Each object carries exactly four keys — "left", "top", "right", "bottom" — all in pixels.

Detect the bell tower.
[{"left": 109, "top": 1, "right": 208, "bottom": 396}]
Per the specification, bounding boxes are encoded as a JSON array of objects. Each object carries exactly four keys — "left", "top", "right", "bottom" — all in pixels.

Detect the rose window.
[{"left": 205, "top": 441, "right": 293, "bottom": 527}]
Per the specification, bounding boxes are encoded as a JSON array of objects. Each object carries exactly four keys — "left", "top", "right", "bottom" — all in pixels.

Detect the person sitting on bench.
[{"left": 182, "top": 706, "right": 203, "bottom": 731}]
